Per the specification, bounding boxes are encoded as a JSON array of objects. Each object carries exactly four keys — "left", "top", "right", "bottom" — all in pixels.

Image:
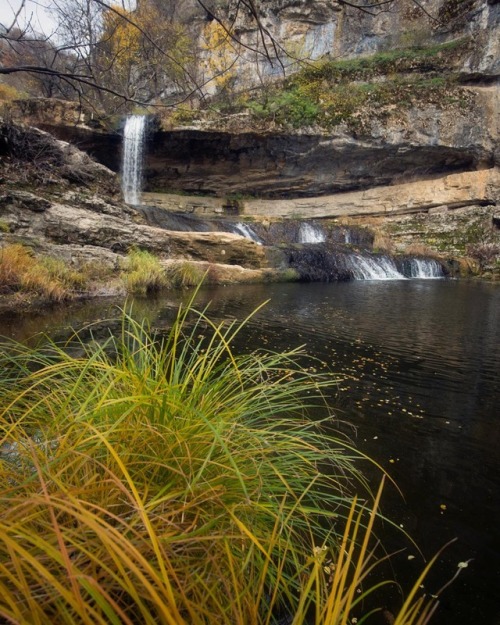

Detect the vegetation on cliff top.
[
  {"left": 0, "top": 0, "right": 481, "bottom": 116},
  {"left": 169, "top": 38, "right": 471, "bottom": 132}
]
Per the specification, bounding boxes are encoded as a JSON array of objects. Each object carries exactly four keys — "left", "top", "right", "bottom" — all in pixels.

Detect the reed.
[{"left": 0, "top": 298, "right": 444, "bottom": 624}]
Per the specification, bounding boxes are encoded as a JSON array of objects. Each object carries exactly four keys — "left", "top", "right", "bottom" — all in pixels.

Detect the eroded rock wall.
[{"left": 195, "top": 0, "right": 499, "bottom": 92}]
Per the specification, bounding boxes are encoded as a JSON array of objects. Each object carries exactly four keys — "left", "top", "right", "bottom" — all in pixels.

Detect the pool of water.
[{"left": 1, "top": 279, "right": 499, "bottom": 624}]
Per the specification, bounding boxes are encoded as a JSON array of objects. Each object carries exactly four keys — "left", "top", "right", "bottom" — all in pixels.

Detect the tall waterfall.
[
  {"left": 298, "top": 223, "right": 326, "bottom": 244},
  {"left": 122, "top": 115, "right": 146, "bottom": 205}
]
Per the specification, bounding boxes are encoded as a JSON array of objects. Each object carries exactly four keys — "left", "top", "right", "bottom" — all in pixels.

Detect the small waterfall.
[
  {"left": 344, "top": 229, "right": 352, "bottom": 245},
  {"left": 402, "top": 258, "right": 444, "bottom": 279},
  {"left": 298, "top": 222, "right": 326, "bottom": 244},
  {"left": 122, "top": 115, "right": 147, "bottom": 205},
  {"left": 232, "top": 222, "right": 263, "bottom": 244},
  {"left": 286, "top": 247, "right": 448, "bottom": 283},
  {"left": 347, "top": 254, "right": 406, "bottom": 281}
]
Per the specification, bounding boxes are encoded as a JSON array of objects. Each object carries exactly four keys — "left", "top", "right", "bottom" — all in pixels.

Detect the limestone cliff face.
[
  {"left": 142, "top": 84, "right": 497, "bottom": 198},
  {"left": 193, "top": 0, "right": 499, "bottom": 91}
]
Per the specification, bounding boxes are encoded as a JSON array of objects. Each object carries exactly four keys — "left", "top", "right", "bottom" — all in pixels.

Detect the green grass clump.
[
  {"left": 293, "top": 38, "right": 467, "bottom": 87},
  {"left": 248, "top": 89, "right": 320, "bottom": 127},
  {"left": 0, "top": 300, "right": 447, "bottom": 623},
  {"left": 123, "top": 247, "right": 168, "bottom": 295},
  {"left": 165, "top": 261, "right": 207, "bottom": 288}
]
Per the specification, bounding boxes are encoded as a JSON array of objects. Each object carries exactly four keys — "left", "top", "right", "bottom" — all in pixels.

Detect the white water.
[
  {"left": 405, "top": 258, "right": 444, "bottom": 279},
  {"left": 298, "top": 223, "right": 326, "bottom": 244},
  {"left": 122, "top": 115, "right": 146, "bottom": 205},
  {"left": 348, "top": 254, "right": 406, "bottom": 280},
  {"left": 233, "top": 223, "right": 262, "bottom": 244}
]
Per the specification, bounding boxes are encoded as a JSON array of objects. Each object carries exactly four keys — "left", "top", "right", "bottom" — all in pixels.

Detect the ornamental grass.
[{"left": 0, "top": 296, "right": 441, "bottom": 624}]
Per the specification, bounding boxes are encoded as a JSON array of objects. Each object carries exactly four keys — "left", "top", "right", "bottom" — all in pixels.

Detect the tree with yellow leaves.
[
  {"left": 98, "top": 1, "right": 195, "bottom": 108},
  {"left": 201, "top": 20, "right": 239, "bottom": 98}
]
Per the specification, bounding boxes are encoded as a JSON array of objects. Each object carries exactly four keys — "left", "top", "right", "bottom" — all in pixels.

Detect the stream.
[{"left": 0, "top": 279, "right": 499, "bottom": 624}]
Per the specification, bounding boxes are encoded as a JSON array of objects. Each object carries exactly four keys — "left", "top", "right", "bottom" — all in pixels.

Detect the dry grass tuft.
[{"left": 0, "top": 244, "right": 85, "bottom": 301}]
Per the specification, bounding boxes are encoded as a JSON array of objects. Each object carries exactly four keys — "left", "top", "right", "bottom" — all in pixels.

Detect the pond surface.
[{"left": 1, "top": 279, "right": 499, "bottom": 624}]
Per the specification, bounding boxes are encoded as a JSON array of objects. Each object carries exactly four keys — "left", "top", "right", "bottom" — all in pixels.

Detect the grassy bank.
[
  {"left": 0, "top": 297, "right": 448, "bottom": 623},
  {"left": 0, "top": 244, "right": 295, "bottom": 308}
]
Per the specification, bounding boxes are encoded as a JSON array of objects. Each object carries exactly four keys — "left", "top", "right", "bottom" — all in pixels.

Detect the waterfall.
[
  {"left": 232, "top": 222, "right": 263, "bottom": 244},
  {"left": 122, "top": 115, "right": 147, "bottom": 205},
  {"left": 403, "top": 258, "right": 444, "bottom": 279},
  {"left": 347, "top": 254, "right": 406, "bottom": 280},
  {"left": 298, "top": 223, "right": 326, "bottom": 244}
]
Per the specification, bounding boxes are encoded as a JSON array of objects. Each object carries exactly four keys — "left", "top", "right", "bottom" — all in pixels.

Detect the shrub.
[
  {"left": 165, "top": 260, "right": 207, "bottom": 287},
  {"left": 466, "top": 242, "right": 500, "bottom": 269},
  {"left": 0, "top": 83, "right": 25, "bottom": 102},
  {"left": 248, "top": 89, "right": 319, "bottom": 127},
  {"left": 0, "top": 243, "right": 33, "bottom": 292}
]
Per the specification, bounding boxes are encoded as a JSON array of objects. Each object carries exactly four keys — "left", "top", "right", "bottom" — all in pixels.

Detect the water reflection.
[{"left": 0, "top": 280, "right": 499, "bottom": 624}]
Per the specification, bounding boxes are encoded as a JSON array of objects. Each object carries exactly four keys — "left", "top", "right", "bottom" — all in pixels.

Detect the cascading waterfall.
[
  {"left": 298, "top": 222, "right": 326, "bottom": 244},
  {"left": 232, "top": 222, "right": 263, "bottom": 244},
  {"left": 122, "top": 115, "right": 147, "bottom": 205},
  {"left": 347, "top": 254, "right": 406, "bottom": 280},
  {"left": 402, "top": 258, "right": 444, "bottom": 279}
]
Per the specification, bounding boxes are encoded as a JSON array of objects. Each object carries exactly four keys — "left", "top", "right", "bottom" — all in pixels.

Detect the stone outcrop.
[
  {"left": 0, "top": 119, "right": 119, "bottom": 195},
  {"left": 0, "top": 190, "right": 266, "bottom": 269},
  {"left": 242, "top": 169, "right": 499, "bottom": 218},
  {"left": 140, "top": 169, "right": 499, "bottom": 219},
  {"left": 142, "top": 98, "right": 495, "bottom": 198},
  {"left": 140, "top": 168, "right": 500, "bottom": 278},
  {"left": 25, "top": 82, "right": 497, "bottom": 200},
  {"left": 0, "top": 121, "right": 267, "bottom": 286}
]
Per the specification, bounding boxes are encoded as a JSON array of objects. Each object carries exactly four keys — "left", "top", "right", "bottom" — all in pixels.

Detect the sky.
[
  {"left": 0, "top": 0, "right": 137, "bottom": 39},
  {"left": 0, "top": 0, "right": 58, "bottom": 36}
]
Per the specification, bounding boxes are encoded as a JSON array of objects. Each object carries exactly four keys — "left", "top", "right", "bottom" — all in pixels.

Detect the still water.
[{"left": 1, "top": 279, "right": 499, "bottom": 624}]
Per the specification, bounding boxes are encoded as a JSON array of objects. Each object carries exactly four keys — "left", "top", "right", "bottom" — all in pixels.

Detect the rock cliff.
[
  {"left": 182, "top": 0, "right": 499, "bottom": 92},
  {"left": 1, "top": 0, "right": 498, "bottom": 284},
  {"left": 0, "top": 120, "right": 268, "bottom": 301}
]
